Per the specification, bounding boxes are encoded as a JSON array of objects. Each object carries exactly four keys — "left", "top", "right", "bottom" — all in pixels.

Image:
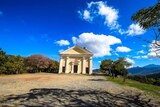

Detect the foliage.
[
  {"left": 100, "top": 58, "right": 159, "bottom": 85},
  {"left": 0, "top": 53, "right": 25, "bottom": 74},
  {"left": 25, "top": 54, "right": 59, "bottom": 73},
  {"left": 0, "top": 48, "right": 7, "bottom": 64},
  {"left": 132, "top": 2, "right": 160, "bottom": 57},
  {"left": 4, "top": 55, "right": 25, "bottom": 74},
  {"left": 146, "top": 72, "right": 160, "bottom": 79},
  {"left": 100, "top": 58, "right": 132, "bottom": 82},
  {"left": 25, "top": 55, "right": 51, "bottom": 73},
  {"left": 100, "top": 59, "right": 113, "bottom": 75},
  {"left": 0, "top": 48, "right": 7, "bottom": 74},
  {"left": 114, "top": 58, "right": 131, "bottom": 82},
  {"left": 0, "top": 48, "right": 59, "bottom": 74},
  {"left": 47, "top": 60, "right": 59, "bottom": 73},
  {"left": 132, "top": 3, "right": 160, "bottom": 29},
  {"left": 106, "top": 76, "right": 160, "bottom": 98},
  {"left": 128, "top": 75, "right": 160, "bottom": 86}
]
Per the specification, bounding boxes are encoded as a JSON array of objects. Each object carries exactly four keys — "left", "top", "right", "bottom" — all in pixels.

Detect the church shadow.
[{"left": 0, "top": 88, "right": 157, "bottom": 107}]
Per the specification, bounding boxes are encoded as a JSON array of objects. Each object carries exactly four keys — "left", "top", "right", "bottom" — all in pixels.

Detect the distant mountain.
[
  {"left": 128, "top": 64, "right": 160, "bottom": 75},
  {"left": 143, "top": 64, "right": 160, "bottom": 68}
]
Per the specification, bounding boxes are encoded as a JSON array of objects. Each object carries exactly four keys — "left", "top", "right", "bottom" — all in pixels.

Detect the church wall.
[
  {"left": 60, "top": 56, "right": 92, "bottom": 74},
  {"left": 59, "top": 46, "right": 93, "bottom": 74},
  {"left": 69, "top": 57, "right": 75, "bottom": 63}
]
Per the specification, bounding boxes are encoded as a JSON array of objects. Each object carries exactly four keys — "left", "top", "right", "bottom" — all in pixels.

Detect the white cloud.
[
  {"left": 148, "top": 40, "right": 160, "bottom": 58},
  {"left": 78, "top": 10, "right": 92, "bottom": 21},
  {"left": 133, "top": 55, "right": 148, "bottom": 59},
  {"left": 148, "top": 51, "right": 160, "bottom": 58},
  {"left": 115, "top": 52, "right": 119, "bottom": 56},
  {"left": 59, "top": 49, "right": 64, "bottom": 53},
  {"left": 72, "top": 32, "right": 121, "bottom": 57},
  {"left": 116, "top": 46, "right": 131, "bottom": 53},
  {"left": 83, "top": 10, "right": 91, "bottom": 20},
  {"left": 78, "top": 2, "right": 146, "bottom": 36},
  {"left": 118, "top": 29, "right": 126, "bottom": 35},
  {"left": 137, "top": 50, "right": 145, "bottom": 54},
  {"left": 141, "top": 55, "right": 148, "bottom": 59},
  {"left": 97, "top": 1, "right": 119, "bottom": 29},
  {"left": 98, "top": 61, "right": 101, "bottom": 63},
  {"left": 126, "top": 23, "right": 145, "bottom": 36},
  {"left": 133, "top": 56, "right": 141, "bottom": 59},
  {"left": 78, "top": 1, "right": 119, "bottom": 29},
  {"left": 126, "top": 58, "right": 135, "bottom": 64},
  {"left": 55, "top": 40, "right": 70, "bottom": 46},
  {"left": 148, "top": 52, "right": 157, "bottom": 58}
]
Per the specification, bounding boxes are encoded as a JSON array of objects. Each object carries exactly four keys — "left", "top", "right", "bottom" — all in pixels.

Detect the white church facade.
[{"left": 59, "top": 46, "right": 93, "bottom": 74}]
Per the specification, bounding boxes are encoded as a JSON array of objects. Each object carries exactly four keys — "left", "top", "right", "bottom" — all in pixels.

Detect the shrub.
[{"left": 128, "top": 75, "right": 160, "bottom": 86}]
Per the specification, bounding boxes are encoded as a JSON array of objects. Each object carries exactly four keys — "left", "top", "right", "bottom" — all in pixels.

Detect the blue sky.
[{"left": 0, "top": 0, "right": 159, "bottom": 69}]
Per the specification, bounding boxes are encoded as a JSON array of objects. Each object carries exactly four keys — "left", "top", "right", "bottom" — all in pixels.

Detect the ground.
[{"left": 0, "top": 73, "right": 159, "bottom": 107}]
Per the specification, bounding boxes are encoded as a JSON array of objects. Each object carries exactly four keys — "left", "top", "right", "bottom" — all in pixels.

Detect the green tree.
[
  {"left": 0, "top": 49, "right": 59, "bottom": 74},
  {"left": 0, "top": 48, "right": 7, "bottom": 74},
  {"left": 5, "top": 55, "right": 25, "bottom": 74},
  {"left": 132, "top": 3, "right": 160, "bottom": 29},
  {"left": 100, "top": 59, "right": 113, "bottom": 75},
  {"left": 114, "top": 58, "right": 132, "bottom": 82},
  {"left": 48, "top": 60, "right": 59, "bottom": 73}
]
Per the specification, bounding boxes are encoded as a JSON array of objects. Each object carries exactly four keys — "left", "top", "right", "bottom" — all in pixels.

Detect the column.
[
  {"left": 65, "top": 56, "right": 69, "bottom": 73},
  {"left": 59, "top": 56, "right": 62, "bottom": 73},
  {"left": 82, "top": 57, "right": 86, "bottom": 74},
  {"left": 77, "top": 62, "right": 80, "bottom": 74},
  {"left": 71, "top": 62, "right": 74, "bottom": 74},
  {"left": 89, "top": 57, "right": 92, "bottom": 75}
]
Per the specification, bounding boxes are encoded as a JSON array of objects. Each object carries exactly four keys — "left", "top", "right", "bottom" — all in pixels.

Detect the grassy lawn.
[{"left": 106, "top": 76, "right": 160, "bottom": 98}]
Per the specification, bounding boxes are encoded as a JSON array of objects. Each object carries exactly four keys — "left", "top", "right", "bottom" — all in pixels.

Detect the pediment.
[{"left": 61, "top": 46, "right": 92, "bottom": 55}]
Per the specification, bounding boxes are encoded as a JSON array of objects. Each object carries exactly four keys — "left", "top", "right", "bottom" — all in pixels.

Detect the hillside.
[
  {"left": 146, "top": 72, "right": 160, "bottom": 79},
  {"left": 128, "top": 64, "right": 160, "bottom": 75}
]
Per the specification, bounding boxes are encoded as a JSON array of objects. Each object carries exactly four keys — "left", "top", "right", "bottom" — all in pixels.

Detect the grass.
[{"left": 106, "top": 76, "right": 160, "bottom": 98}]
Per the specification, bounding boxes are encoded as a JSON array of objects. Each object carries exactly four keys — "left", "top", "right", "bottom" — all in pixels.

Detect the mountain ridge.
[{"left": 128, "top": 64, "right": 160, "bottom": 75}]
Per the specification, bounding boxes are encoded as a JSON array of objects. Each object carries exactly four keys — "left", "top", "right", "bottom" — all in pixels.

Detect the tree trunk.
[
  {"left": 108, "top": 70, "right": 111, "bottom": 75},
  {"left": 112, "top": 73, "right": 115, "bottom": 79},
  {"left": 123, "top": 75, "right": 126, "bottom": 82},
  {"left": 16, "top": 70, "right": 18, "bottom": 74}
]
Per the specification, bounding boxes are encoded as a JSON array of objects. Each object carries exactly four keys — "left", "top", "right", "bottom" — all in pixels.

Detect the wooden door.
[
  {"left": 62, "top": 67, "right": 65, "bottom": 73},
  {"left": 74, "top": 65, "right": 78, "bottom": 73},
  {"left": 86, "top": 67, "right": 89, "bottom": 74}
]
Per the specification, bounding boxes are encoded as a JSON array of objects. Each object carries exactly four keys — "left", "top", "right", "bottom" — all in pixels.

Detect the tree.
[
  {"left": 132, "top": 3, "right": 160, "bottom": 29},
  {"left": 5, "top": 55, "right": 25, "bottom": 74},
  {"left": 0, "top": 49, "right": 59, "bottom": 74},
  {"left": 100, "top": 59, "right": 113, "bottom": 75},
  {"left": 114, "top": 58, "right": 132, "bottom": 82},
  {"left": 0, "top": 48, "right": 7, "bottom": 74},
  {"left": 132, "top": 2, "right": 160, "bottom": 57},
  {"left": 25, "top": 54, "right": 51, "bottom": 73},
  {"left": 48, "top": 60, "right": 59, "bottom": 73}
]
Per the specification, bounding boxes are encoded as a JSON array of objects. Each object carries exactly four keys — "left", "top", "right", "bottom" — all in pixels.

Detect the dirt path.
[{"left": 0, "top": 73, "right": 159, "bottom": 107}]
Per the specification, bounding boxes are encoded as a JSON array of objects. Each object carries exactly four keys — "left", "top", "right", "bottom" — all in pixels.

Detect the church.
[{"left": 59, "top": 45, "right": 93, "bottom": 74}]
